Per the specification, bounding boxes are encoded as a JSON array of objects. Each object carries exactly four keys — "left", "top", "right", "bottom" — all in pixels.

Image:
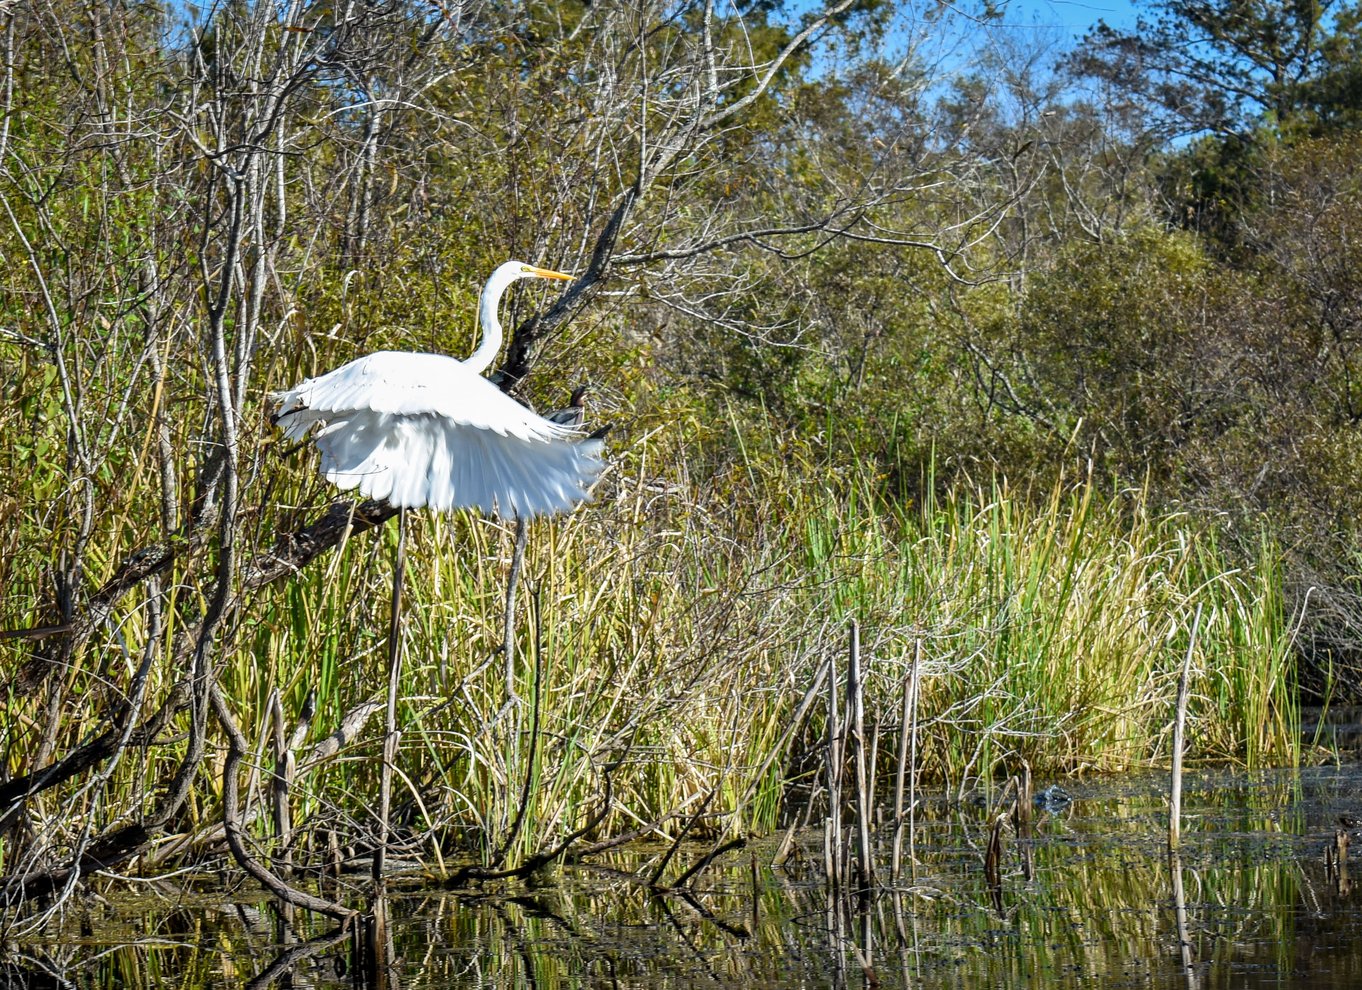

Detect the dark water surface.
[{"left": 12, "top": 764, "right": 1362, "bottom": 988}]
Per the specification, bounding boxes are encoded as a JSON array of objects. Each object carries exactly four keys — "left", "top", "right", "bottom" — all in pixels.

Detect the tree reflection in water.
[{"left": 15, "top": 766, "right": 1362, "bottom": 990}]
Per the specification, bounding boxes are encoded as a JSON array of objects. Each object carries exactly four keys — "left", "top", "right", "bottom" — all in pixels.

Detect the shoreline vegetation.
[
  {"left": 0, "top": 0, "right": 1353, "bottom": 929},
  {"left": 0, "top": 403, "right": 1303, "bottom": 915}
]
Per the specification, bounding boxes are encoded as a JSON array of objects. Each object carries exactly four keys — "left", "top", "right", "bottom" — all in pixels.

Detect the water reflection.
[{"left": 16, "top": 766, "right": 1362, "bottom": 989}]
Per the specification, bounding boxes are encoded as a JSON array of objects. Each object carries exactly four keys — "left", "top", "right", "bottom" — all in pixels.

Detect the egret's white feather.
[
  {"left": 288, "top": 405, "right": 603, "bottom": 517},
  {"left": 273, "top": 351, "right": 574, "bottom": 442}
]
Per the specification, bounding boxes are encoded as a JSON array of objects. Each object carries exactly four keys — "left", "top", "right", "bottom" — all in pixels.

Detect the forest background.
[{"left": 0, "top": 0, "right": 1360, "bottom": 923}]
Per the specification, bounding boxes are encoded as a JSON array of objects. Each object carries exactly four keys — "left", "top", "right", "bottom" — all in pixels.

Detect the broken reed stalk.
[
  {"left": 1327, "top": 828, "right": 1350, "bottom": 876},
  {"left": 848, "top": 620, "right": 875, "bottom": 891},
  {"left": 1169, "top": 604, "right": 1201, "bottom": 850},
  {"left": 772, "top": 821, "right": 798, "bottom": 868},
  {"left": 504, "top": 517, "right": 529, "bottom": 701},
  {"left": 1017, "top": 763, "right": 1032, "bottom": 827},
  {"left": 891, "top": 638, "right": 921, "bottom": 882},
  {"left": 825, "top": 651, "right": 843, "bottom": 891},
  {"left": 867, "top": 719, "right": 881, "bottom": 829},
  {"left": 750, "top": 848, "right": 760, "bottom": 931},
  {"left": 374, "top": 508, "right": 408, "bottom": 885},
  {"left": 1335, "top": 830, "right": 1354, "bottom": 896},
  {"left": 486, "top": 589, "right": 547, "bottom": 874},
  {"left": 270, "top": 690, "right": 293, "bottom": 876},
  {"left": 890, "top": 679, "right": 910, "bottom": 882},
  {"left": 362, "top": 895, "right": 396, "bottom": 989},
  {"left": 907, "top": 637, "right": 921, "bottom": 874},
  {"left": 500, "top": 516, "right": 530, "bottom": 838},
  {"left": 984, "top": 813, "right": 1005, "bottom": 915},
  {"left": 1014, "top": 761, "right": 1034, "bottom": 881},
  {"left": 650, "top": 787, "right": 718, "bottom": 887}
]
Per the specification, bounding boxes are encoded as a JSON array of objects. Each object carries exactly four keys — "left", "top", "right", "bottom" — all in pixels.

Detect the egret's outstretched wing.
[
  {"left": 272, "top": 351, "right": 605, "bottom": 517},
  {"left": 273, "top": 351, "right": 568, "bottom": 441}
]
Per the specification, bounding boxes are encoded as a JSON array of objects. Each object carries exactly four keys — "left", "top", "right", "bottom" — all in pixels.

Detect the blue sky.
[{"left": 996, "top": 0, "right": 1142, "bottom": 38}]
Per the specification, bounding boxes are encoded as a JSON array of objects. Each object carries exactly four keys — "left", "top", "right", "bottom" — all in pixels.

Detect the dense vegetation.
[{"left": 0, "top": 0, "right": 1358, "bottom": 924}]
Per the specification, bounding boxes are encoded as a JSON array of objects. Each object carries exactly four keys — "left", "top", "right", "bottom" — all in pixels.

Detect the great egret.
[{"left": 272, "top": 262, "right": 604, "bottom": 517}]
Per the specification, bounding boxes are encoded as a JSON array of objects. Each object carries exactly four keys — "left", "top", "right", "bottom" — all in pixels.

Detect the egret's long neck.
[{"left": 464, "top": 271, "right": 515, "bottom": 375}]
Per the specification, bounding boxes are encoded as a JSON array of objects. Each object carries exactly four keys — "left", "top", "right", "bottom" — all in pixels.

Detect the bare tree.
[{"left": 0, "top": 0, "right": 460, "bottom": 924}]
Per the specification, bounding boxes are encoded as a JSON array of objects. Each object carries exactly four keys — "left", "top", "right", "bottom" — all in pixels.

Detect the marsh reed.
[{"left": 0, "top": 397, "right": 1303, "bottom": 917}]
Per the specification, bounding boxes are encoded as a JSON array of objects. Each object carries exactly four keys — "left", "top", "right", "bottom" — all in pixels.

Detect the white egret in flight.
[{"left": 273, "top": 262, "right": 604, "bottom": 517}]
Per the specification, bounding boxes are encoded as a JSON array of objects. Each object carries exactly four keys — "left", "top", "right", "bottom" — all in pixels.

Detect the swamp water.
[{"left": 10, "top": 764, "right": 1362, "bottom": 989}]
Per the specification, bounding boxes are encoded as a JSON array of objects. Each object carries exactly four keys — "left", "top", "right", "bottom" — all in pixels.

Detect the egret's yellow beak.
[{"left": 524, "top": 265, "right": 573, "bottom": 281}]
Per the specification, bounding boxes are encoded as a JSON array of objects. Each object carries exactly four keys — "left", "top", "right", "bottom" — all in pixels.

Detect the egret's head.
[
  {"left": 522, "top": 262, "right": 573, "bottom": 281},
  {"left": 498, "top": 260, "right": 573, "bottom": 283}
]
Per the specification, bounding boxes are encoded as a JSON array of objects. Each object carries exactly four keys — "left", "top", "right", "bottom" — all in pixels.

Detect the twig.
[
  {"left": 736, "top": 657, "right": 829, "bottom": 810},
  {"left": 984, "top": 814, "right": 1005, "bottom": 915},
  {"left": 504, "top": 517, "right": 529, "bottom": 702},
  {"left": 442, "top": 768, "right": 616, "bottom": 886},
  {"left": 374, "top": 508, "right": 407, "bottom": 885},
  {"left": 848, "top": 620, "right": 874, "bottom": 891},
  {"left": 1169, "top": 604, "right": 1202, "bottom": 850},
  {"left": 825, "top": 651, "right": 842, "bottom": 891},
  {"left": 244, "top": 925, "right": 350, "bottom": 990},
  {"left": 212, "top": 685, "right": 354, "bottom": 921},
  {"left": 487, "top": 588, "right": 546, "bottom": 872},
  {"left": 671, "top": 837, "right": 748, "bottom": 890},
  {"left": 891, "top": 638, "right": 920, "bottom": 882},
  {"left": 650, "top": 788, "right": 717, "bottom": 888},
  {"left": 270, "top": 690, "right": 293, "bottom": 875}
]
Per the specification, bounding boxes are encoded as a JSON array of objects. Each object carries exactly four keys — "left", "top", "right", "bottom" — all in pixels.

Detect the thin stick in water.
[
  {"left": 269, "top": 690, "right": 293, "bottom": 876},
  {"left": 1169, "top": 603, "right": 1202, "bottom": 850},
  {"left": 500, "top": 515, "right": 530, "bottom": 838},
  {"left": 848, "top": 619, "right": 875, "bottom": 891},
  {"left": 504, "top": 516, "right": 529, "bottom": 702},
  {"left": 825, "top": 651, "right": 842, "bottom": 891},
  {"left": 890, "top": 642, "right": 916, "bottom": 882},
  {"left": 897, "top": 638, "right": 923, "bottom": 880},
  {"left": 374, "top": 508, "right": 407, "bottom": 886}
]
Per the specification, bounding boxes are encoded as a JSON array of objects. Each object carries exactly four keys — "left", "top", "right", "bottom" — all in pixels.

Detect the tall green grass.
[
  {"left": 0, "top": 388, "right": 1303, "bottom": 880},
  {"left": 227, "top": 414, "right": 1301, "bottom": 868}
]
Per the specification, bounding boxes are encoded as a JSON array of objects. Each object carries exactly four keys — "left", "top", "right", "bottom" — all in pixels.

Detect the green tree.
[{"left": 1068, "top": 0, "right": 1362, "bottom": 138}]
